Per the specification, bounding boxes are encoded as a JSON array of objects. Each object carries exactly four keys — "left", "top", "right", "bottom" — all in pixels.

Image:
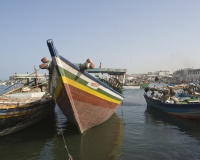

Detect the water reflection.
[
  {"left": 80, "top": 113, "right": 123, "bottom": 160},
  {"left": 145, "top": 106, "right": 200, "bottom": 141},
  {"left": 0, "top": 105, "right": 124, "bottom": 160},
  {"left": 0, "top": 113, "right": 57, "bottom": 160},
  {"left": 57, "top": 106, "right": 124, "bottom": 160}
]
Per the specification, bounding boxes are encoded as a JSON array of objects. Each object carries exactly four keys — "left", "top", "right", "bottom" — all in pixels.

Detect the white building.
[
  {"left": 9, "top": 73, "right": 49, "bottom": 82},
  {"left": 174, "top": 68, "right": 200, "bottom": 80}
]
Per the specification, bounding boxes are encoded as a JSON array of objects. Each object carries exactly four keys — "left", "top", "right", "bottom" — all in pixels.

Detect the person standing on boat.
[{"left": 154, "top": 75, "right": 161, "bottom": 88}]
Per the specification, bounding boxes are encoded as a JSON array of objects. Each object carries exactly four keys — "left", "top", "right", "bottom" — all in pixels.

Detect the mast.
[{"left": 34, "top": 66, "right": 38, "bottom": 88}]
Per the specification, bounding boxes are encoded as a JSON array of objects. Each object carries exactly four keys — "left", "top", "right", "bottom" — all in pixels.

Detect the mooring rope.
[
  {"left": 120, "top": 100, "right": 125, "bottom": 126},
  {"left": 56, "top": 108, "right": 73, "bottom": 160}
]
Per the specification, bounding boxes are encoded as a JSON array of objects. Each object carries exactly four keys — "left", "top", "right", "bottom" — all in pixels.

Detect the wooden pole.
[{"left": 34, "top": 66, "right": 38, "bottom": 88}]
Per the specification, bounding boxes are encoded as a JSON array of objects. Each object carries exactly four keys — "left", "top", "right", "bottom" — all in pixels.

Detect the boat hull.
[
  {"left": 47, "top": 39, "right": 124, "bottom": 133},
  {"left": 144, "top": 94, "right": 200, "bottom": 118},
  {"left": 0, "top": 98, "right": 55, "bottom": 136}
]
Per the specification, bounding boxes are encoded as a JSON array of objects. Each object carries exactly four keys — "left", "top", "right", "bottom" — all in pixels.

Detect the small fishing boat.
[
  {"left": 40, "top": 39, "right": 124, "bottom": 133},
  {"left": 140, "top": 83, "right": 149, "bottom": 89},
  {"left": 144, "top": 85, "right": 200, "bottom": 118},
  {"left": 123, "top": 79, "right": 149, "bottom": 89},
  {"left": 123, "top": 83, "right": 149, "bottom": 89},
  {"left": 0, "top": 70, "right": 55, "bottom": 136},
  {"left": 123, "top": 85, "right": 140, "bottom": 89},
  {"left": 0, "top": 82, "right": 7, "bottom": 86}
]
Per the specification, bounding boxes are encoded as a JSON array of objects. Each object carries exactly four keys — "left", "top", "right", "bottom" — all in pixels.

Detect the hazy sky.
[{"left": 1, "top": 0, "right": 200, "bottom": 80}]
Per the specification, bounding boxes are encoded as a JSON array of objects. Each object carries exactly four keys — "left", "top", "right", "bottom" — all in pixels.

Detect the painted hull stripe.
[
  {"left": 69, "top": 85, "right": 118, "bottom": 108},
  {"left": 54, "top": 76, "right": 121, "bottom": 104},
  {"left": 54, "top": 81, "right": 62, "bottom": 101}
]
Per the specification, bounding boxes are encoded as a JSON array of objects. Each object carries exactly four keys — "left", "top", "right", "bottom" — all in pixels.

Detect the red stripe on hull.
[
  {"left": 56, "top": 84, "right": 121, "bottom": 133},
  {"left": 69, "top": 85, "right": 118, "bottom": 109}
]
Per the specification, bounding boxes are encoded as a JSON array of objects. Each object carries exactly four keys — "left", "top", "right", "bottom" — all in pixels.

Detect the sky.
[{"left": 1, "top": 0, "right": 200, "bottom": 80}]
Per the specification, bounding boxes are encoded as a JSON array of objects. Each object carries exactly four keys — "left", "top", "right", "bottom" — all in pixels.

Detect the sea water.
[{"left": 1, "top": 86, "right": 200, "bottom": 160}]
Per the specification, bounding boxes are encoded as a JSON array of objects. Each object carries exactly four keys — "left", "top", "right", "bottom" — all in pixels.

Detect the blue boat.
[{"left": 144, "top": 88, "right": 200, "bottom": 118}]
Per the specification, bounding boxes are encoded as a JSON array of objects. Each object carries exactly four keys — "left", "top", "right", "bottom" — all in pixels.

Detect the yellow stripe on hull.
[
  {"left": 0, "top": 105, "right": 33, "bottom": 109},
  {"left": 0, "top": 105, "right": 17, "bottom": 109},
  {"left": 0, "top": 111, "right": 36, "bottom": 118},
  {"left": 54, "top": 76, "right": 121, "bottom": 104}
]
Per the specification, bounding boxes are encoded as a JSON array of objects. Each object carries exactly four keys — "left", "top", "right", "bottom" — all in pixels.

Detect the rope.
[
  {"left": 120, "top": 100, "right": 125, "bottom": 126},
  {"left": 56, "top": 108, "right": 73, "bottom": 160}
]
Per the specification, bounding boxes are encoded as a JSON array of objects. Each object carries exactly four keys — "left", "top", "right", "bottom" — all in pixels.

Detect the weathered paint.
[
  {"left": 0, "top": 98, "right": 55, "bottom": 136},
  {"left": 55, "top": 83, "right": 119, "bottom": 132}
]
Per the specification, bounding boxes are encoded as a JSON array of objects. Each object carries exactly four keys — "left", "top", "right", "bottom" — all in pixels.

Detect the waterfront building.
[
  {"left": 9, "top": 73, "right": 49, "bottom": 83},
  {"left": 146, "top": 70, "right": 171, "bottom": 82},
  {"left": 174, "top": 68, "right": 200, "bottom": 80}
]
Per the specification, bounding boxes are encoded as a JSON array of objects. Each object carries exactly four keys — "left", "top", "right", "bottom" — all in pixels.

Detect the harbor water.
[{"left": 1, "top": 86, "right": 200, "bottom": 160}]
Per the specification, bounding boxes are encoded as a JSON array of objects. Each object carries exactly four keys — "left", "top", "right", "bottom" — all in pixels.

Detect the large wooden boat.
[
  {"left": 0, "top": 71, "right": 55, "bottom": 136},
  {"left": 63, "top": 112, "right": 123, "bottom": 159},
  {"left": 40, "top": 39, "right": 124, "bottom": 133}
]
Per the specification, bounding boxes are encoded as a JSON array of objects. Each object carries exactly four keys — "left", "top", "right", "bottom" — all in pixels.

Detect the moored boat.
[
  {"left": 0, "top": 70, "right": 55, "bottom": 136},
  {"left": 140, "top": 83, "right": 149, "bottom": 89},
  {"left": 144, "top": 86, "right": 200, "bottom": 118},
  {"left": 123, "top": 85, "right": 140, "bottom": 89},
  {"left": 40, "top": 39, "right": 124, "bottom": 133}
]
